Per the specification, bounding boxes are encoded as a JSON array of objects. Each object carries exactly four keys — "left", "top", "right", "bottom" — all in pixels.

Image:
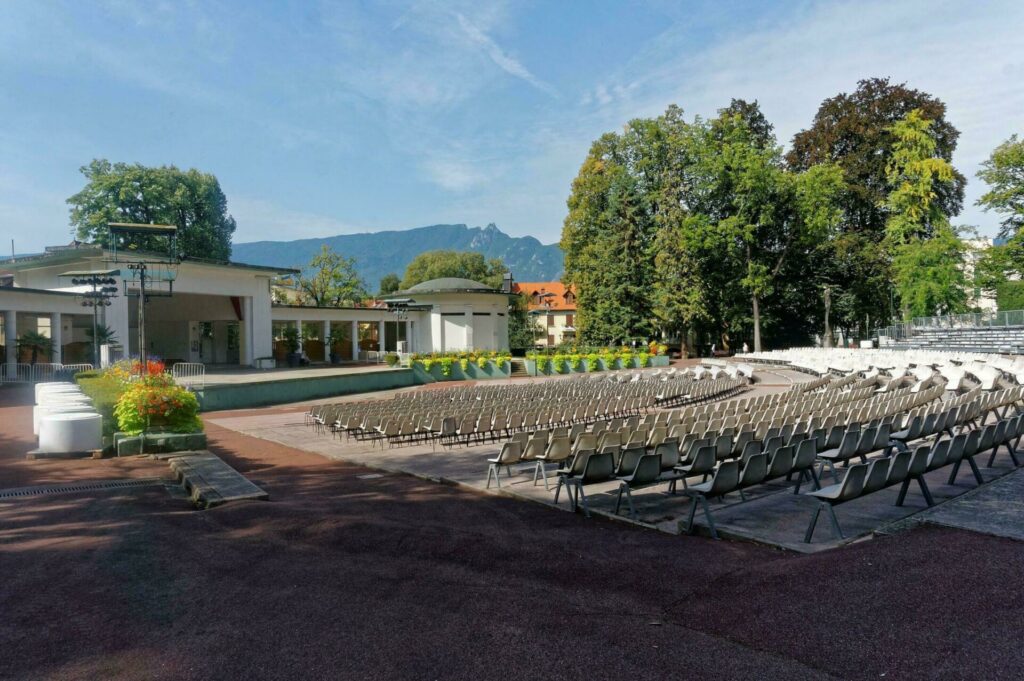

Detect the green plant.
[
  {"left": 86, "top": 324, "right": 119, "bottom": 345},
  {"left": 439, "top": 357, "right": 454, "bottom": 377},
  {"left": 476, "top": 356, "right": 490, "bottom": 370},
  {"left": 638, "top": 352, "right": 650, "bottom": 367},
  {"left": 18, "top": 331, "right": 53, "bottom": 365},
  {"left": 384, "top": 352, "right": 400, "bottom": 367},
  {"left": 114, "top": 382, "right": 202, "bottom": 435},
  {"left": 459, "top": 358, "right": 470, "bottom": 372},
  {"left": 77, "top": 371, "right": 126, "bottom": 436},
  {"left": 570, "top": 354, "right": 584, "bottom": 371},
  {"left": 281, "top": 326, "right": 301, "bottom": 353}
]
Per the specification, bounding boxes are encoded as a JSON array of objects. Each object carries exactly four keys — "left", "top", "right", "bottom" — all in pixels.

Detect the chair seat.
[
  {"left": 890, "top": 429, "right": 911, "bottom": 440},
  {"left": 808, "top": 481, "right": 844, "bottom": 500},
  {"left": 685, "top": 479, "right": 715, "bottom": 495}
]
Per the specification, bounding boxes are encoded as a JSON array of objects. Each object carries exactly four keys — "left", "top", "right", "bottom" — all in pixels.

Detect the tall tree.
[
  {"left": 507, "top": 293, "right": 542, "bottom": 351},
  {"left": 787, "top": 78, "right": 965, "bottom": 329},
  {"left": 883, "top": 110, "right": 967, "bottom": 318},
  {"left": 297, "top": 245, "right": 366, "bottom": 307},
  {"left": 976, "top": 134, "right": 1024, "bottom": 239},
  {"left": 67, "top": 159, "right": 236, "bottom": 260},
  {"left": 400, "top": 250, "right": 508, "bottom": 289}
]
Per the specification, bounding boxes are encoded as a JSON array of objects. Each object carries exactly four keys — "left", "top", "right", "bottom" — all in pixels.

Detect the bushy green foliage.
[
  {"left": 76, "top": 370, "right": 126, "bottom": 436},
  {"left": 114, "top": 379, "right": 202, "bottom": 436},
  {"left": 996, "top": 281, "right": 1024, "bottom": 311},
  {"left": 384, "top": 352, "right": 400, "bottom": 367},
  {"left": 401, "top": 251, "right": 508, "bottom": 289}
]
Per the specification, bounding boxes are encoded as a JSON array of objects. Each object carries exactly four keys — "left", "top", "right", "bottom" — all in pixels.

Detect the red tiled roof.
[{"left": 512, "top": 281, "right": 577, "bottom": 311}]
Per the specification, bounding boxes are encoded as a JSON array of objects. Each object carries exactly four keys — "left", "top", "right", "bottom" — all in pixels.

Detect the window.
[
  {"left": 547, "top": 334, "right": 555, "bottom": 345},
  {"left": 546, "top": 315, "right": 554, "bottom": 327},
  {"left": 564, "top": 291, "right": 574, "bottom": 303},
  {"left": 566, "top": 314, "right": 574, "bottom": 327}
]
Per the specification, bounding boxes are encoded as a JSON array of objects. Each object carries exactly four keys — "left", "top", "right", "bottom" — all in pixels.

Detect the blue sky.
[{"left": 1, "top": 0, "right": 1022, "bottom": 253}]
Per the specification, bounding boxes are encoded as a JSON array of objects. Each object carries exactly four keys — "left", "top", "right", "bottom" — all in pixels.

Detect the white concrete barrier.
[
  {"left": 38, "top": 413, "right": 103, "bottom": 454},
  {"left": 33, "top": 404, "right": 98, "bottom": 435}
]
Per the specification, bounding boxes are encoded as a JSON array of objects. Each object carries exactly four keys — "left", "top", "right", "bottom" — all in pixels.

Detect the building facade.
[
  {"left": 1, "top": 245, "right": 510, "bottom": 369},
  {"left": 512, "top": 281, "right": 576, "bottom": 348}
]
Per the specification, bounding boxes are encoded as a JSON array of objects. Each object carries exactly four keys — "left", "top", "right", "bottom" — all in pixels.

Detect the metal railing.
[
  {"left": 875, "top": 309, "right": 1024, "bottom": 343},
  {"left": 171, "top": 362, "right": 206, "bottom": 391},
  {"left": 0, "top": 362, "right": 94, "bottom": 384}
]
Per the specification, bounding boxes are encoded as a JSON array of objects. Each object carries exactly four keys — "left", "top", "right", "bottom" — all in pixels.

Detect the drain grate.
[{"left": 0, "top": 478, "right": 166, "bottom": 500}]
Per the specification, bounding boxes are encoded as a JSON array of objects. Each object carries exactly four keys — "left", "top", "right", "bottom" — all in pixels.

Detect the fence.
[
  {"left": 875, "top": 309, "right": 1024, "bottom": 343},
  {"left": 0, "top": 362, "right": 94, "bottom": 384},
  {"left": 171, "top": 362, "right": 206, "bottom": 391}
]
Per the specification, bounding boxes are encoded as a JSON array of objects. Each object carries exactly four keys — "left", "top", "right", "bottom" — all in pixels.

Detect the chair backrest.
[
  {"left": 740, "top": 440, "right": 761, "bottom": 464},
  {"left": 825, "top": 425, "right": 846, "bottom": 449},
  {"left": 862, "top": 458, "right": 889, "bottom": 494},
  {"left": 766, "top": 445, "right": 795, "bottom": 477},
  {"left": 964, "top": 429, "right": 981, "bottom": 456},
  {"left": 497, "top": 441, "right": 521, "bottom": 465},
  {"left": 839, "top": 431, "right": 860, "bottom": 457},
  {"left": 946, "top": 432, "right": 967, "bottom": 463},
  {"left": 739, "top": 453, "right": 767, "bottom": 488},
  {"left": 581, "top": 451, "right": 616, "bottom": 483},
  {"left": 793, "top": 438, "right": 817, "bottom": 469},
  {"left": 545, "top": 437, "right": 572, "bottom": 463},
  {"left": 908, "top": 445, "right": 930, "bottom": 475},
  {"left": 886, "top": 450, "right": 912, "bottom": 485},
  {"left": 836, "top": 463, "right": 869, "bottom": 501},
  {"left": 688, "top": 446, "right": 717, "bottom": 475},
  {"left": 762, "top": 435, "right": 784, "bottom": 454},
  {"left": 616, "top": 445, "right": 646, "bottom": 476},
  {"left": 629, "top": 453, "right": 663, "bottom": 485},
  {"left": 714, "top": 434, "right": 732, "bottom": 461},
  {"left": 655, "top": 440, "right": 681, "bottom": 471},
  {"left": 522, "top": 438, "right": 547, "bottom": 461},
  {"left": 927, "top": 439, "right": 950, "bottom": 470},
  {"left": 708, "top": 459, "right": 741, "bottom": 497},
  {"left": 566, "top": 449, "right": 593, "bottom": 475}
]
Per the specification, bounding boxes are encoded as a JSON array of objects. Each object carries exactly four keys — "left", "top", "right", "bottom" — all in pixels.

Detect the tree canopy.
[
  {"left": 400, "top": 250, "right": 508, "bottom": 290},
  {"left": 378, "top": 273, "right": 401, "bottom": 295},
  {"left": 67, "top": 159, "right": 236, "bottom": 261},
  {"left": 296, "top": 245, "right": 367, "bottom": 307},
  {"left": 977, "top": 134, "right": 1024, "bottom": 239}
]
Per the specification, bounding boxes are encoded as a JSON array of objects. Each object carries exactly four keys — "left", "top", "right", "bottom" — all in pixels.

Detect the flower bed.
[
  {"left": 410, "top": 351, "right": 512, "bottom": 381},
  {"left": 526, "top": 343, "right": 669, "bottom": 375},
  {"left": 76, "top": 358, "right": 203, "bottom": 451}
]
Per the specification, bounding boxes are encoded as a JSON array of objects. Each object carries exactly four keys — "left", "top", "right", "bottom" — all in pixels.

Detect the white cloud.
[{"left": 453, "top": 12, "right": 557, "bottom": 97}]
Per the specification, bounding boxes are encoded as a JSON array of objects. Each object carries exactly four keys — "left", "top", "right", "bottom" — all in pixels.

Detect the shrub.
[
  {"left": 477, "top": 356, "right": 490, "bottom": 370},
  {"left": 570, "top": 354, "right": 584, "bottom": 371},
  {"left": 77, "top": 371, "right": 126, "bottom": 436},
  {"left": 459, "top": 358, "right": 470, "bottom": 372},
  {"left": 996, "top": 281, "right": 1024, "bottom": 311},
  {"left": 439, "top": 357, "right": 454, "bottom": 377},
  {"left": 638, "top": 352, "right": 650, "bottom": 367},
  {"left": 113, "top": 382, "right": 202, "bottom": 436},
  {"left": 384, "top": 352, "right": 400, "bottom": 367}
]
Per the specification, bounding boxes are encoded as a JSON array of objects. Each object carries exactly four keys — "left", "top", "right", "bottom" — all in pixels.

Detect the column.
[
  {"left": 351, "top": 320, "right": 359, "bottom": 361},
  {"left": 490, "top": 311, "right": 498, "bottom": 350},
  {"left": 431, "top": 306, "right": 443, "bottom": 353},
  {"left": 294, "top": 320, "right": 303, "bottom": 354},
  {"left": 464, "top": 306, "right": 474, "bottom": 351},
  {"left": 241, "top": 296, "right": 255, "bottom": 366},
  {"left": 50, "top": 312, "right": 62, "bottom": 364},
  {"left": 4, "top": 310, "right": 16, "bottom": 369},
  {"left": 378, "top": 319, "right": 386, "bottom": 354},
  {"left": 404, "top": 319, "right": 412, "bottom": 353}
]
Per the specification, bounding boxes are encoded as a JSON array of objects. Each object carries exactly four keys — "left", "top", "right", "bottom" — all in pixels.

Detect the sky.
[{"left": 1, "top": 0, "right": 1022, "bottom": 254}]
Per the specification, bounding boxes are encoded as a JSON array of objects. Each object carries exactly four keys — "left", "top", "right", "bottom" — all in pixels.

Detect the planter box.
[
  {"left": 254, "top": 358, "right": 276, "bottom": 370},
  {"left": 114, "top": 431, "right": 207, "bottom": 456}
]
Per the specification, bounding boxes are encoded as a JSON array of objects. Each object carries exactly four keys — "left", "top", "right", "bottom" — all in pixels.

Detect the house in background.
[{"left": 512, "top": 281, "right": 576, "bottom": 348}]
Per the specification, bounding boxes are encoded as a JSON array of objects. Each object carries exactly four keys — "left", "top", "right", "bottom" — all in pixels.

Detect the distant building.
[
  {"left": 512, "top": 281, "right": 576, "bottom": 348},
  {"left": 963, "top": 237, "right": 998, "bottom": 312}
]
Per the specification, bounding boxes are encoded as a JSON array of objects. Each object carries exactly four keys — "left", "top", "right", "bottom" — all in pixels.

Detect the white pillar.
[
  {"left": 294, "top": 320, "right": 303, "bottom": 353},
  {"left": 431, "top": 306, "right": 443, "bottom": 353},
  {"left": 404, "top": 319, "right": 412, "bottom": 353},
  {"left": 50, "top": 312, "right": 62, "bottom": 364},
  {"left": 351, "top": 320, "right": 359, "bottom": 361},
  {"left": 241, "top": 296, "right": 255, "bottom": 366},
  {"left": 464, "top": 306, "right": 474, "bottom": 351},
  {"left": 378, "top": 319, "right": 386, "bottom": 353},
  {"left": 4, "top": 310, "right": 16, "bottom": 368}
]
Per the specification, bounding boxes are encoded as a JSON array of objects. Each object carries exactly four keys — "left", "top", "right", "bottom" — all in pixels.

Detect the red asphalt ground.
[{"left": 3, "top": 384, "right": 1024, "bottom": 680}]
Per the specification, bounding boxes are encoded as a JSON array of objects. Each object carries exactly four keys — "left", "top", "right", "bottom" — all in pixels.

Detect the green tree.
[
  {"left": 296, "top": 245, "right": 366, "bottom": 307},
  {"left": 378, "top": 273, "right": 402, "bottom": 295},
  {"left": 788, "top": 78, "right": 965, "bottom": 329},
  {"left": 883, "top": 110, "right": 967, "bottom": 318},
  {"left": 400, "top": 251, "right": 508, "bottom": 289},
  {"left": 507, "top": 293, "right": 542, "bottom": 351},
  {"left": 977, "top": 134, "right": 1024, "bottom": 239},
  {"left": 67, "top": 159, "right": 236, "bottom": 260},
  {"left": 891, "top": 225, "right": 969, "bottom": 317},
  {"left": 18, "top": 331, "right": 54, "bottom": 365}
]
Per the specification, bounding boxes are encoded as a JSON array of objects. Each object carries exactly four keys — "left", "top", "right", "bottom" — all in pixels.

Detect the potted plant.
[
  {"left": 326, "top": 335, "right": 343, "bottom": 365},
  {"left": 18, "top": 331, "right": 54, "bottom": 365},
  {"left": 281, "top": 326, "right": 302, "bottom": 367}
]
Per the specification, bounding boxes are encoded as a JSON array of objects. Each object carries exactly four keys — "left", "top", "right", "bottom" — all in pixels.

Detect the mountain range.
[{"left": 232, "top": 223, "right": 564, "bottom": 287}]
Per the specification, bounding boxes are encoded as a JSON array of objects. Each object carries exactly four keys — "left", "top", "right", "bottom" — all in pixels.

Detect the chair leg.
[
  {"left": 624, "top": 486, "right": 636, "bottom": 519},
  {"left": 947, "top": 460, "right": 962, "bottom": 486},
  {"left": 804, "top": 505, "right": 822, "bottom": 543},
  {"left": 683, "top": 497, "right": 698, "bottom": 535},
  {"left": 916, "top": 476, "right": 934, "bottom": 506},
  {"left": 1007, "top": 443, "right": 1020, "bottom": 467},
  {"left": 896, "top": 478, "right": 910, "bottom": 506},
  {"left": 825, "top": 504, "right": 844, "bottom": 539},
  {"left": 966, "top": 455, "right": 984, "bottom": 484},
  {"left": 554, "top": 477, "right": 564, "bottom": 504},
  {"left": 700, "top": 496, "right": 718, "bottom": 539},
  {"left": 614, "top": 486, "right": 624, "bottom": 514},
  {"left": 577, "top": 486, "right": 591, "bottom": 518}
]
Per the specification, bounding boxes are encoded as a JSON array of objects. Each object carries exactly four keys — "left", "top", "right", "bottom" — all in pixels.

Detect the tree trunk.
[
  {"left": 752, "top": 294, "right": 762, "bottom": 352},
  {"left": 823, "top": 287, "right": 833, "bottom": 348}
]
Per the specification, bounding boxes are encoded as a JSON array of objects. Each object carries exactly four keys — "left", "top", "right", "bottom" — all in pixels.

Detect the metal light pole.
[{"left": 63, "top": 271, "right": 119, "bottom": 367}]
